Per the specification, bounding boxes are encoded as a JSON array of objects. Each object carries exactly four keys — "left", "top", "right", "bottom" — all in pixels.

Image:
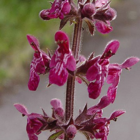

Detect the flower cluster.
[
  {"left": 27, "top": 31, "right": 76, "bottom": 90},
  {"left": 81, "top": 0, "right": 117, "bottom": 34},
  {"left": 40, "top": 0, "right": 116, "bottom": 35},
  {"left": 40, "top": 0, "right": 71, "bottom": 20},
  {"left": 25, "top": 28, "right": 139, "bottom": 139},
  {"left": 24, "top": 29, "right": 139, "bottom": 140},
  {"left": 14, "top": 97, "right": 125, "bottom": 140},
  {"left": 14, "top": 0, "right": 140, "bottom": 139},
  {"left": 77, "top": 40, "right": 139, "bottom": 101}
]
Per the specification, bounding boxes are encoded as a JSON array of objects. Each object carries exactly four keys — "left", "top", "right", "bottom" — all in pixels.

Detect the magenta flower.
[
  {"left": 94, "top": 0, "right": 117, "bottom": 34},
  {"left": 87, "top": 96, "right": 111, "bottom": 116},
  {"left": 93, "top": 109, "right": 125, "bottom": 140},
  {"left": 49, "top": 30, "right": 76, "bottom": 86},
  {"left": 82, "top": 3, "right": 96, "bottom": 18},
  {"left": 50, "top": 98, "right": 64, "bottom": 117},
  {"left": 66, "top": 124, "right": 77, "bottom": 139},
  {"left": 75, "top": 97, "right": 125, "bottom": 140},
  {"left": 39, "top": 0, "right": 71, "bottom": 20},
  {"left": 27, "top": 35, "right": 50, "bottom": 91},
  {"left": 95, "top": 20, "right": 113, "bottom": 34},
  {"left": 77, "top": 40, "right": 139, "bottom": 102},
  {"left": 109, "top": 110, "right": 126, "bottom": 121},
  {"left": 86, "top": 40, "right": 120, "bottom": 99},
  {"left": 107, "top": 57, "right": 140, "bottom": 103},
  {"left": 94, "top": 110, "right": 125, "bottom": 139},
  {"left": 81, "top": 0, "right": 117, "bottom": 34},
  {"left": 14, "top": 104, "right": 43, "bottom": 140}
]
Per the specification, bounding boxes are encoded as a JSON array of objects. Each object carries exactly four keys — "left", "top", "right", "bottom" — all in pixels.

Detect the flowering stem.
[{"left": 65, "top": 18, "right": 82, "bottom": 139}]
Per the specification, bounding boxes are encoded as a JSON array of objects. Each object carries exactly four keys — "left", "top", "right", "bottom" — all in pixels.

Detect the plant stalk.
[{"left": 65, "top": 18, "right": 82, "bottom": 139}]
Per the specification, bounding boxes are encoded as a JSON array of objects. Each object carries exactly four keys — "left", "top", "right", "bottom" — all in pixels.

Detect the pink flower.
[
  {"left": 107, "top": 57, "right": 140, "bottom": 103},
  {"left": 94, "top": 0, "right": 117, "bottom": 34},
  {"left": 77, "top": 41, "right": 139, "bottom": 102},
  {"left": 87, "top": 96, "right": 111, "bottom": 116},
  {"left": 109, "top": 110, "right": 126, "bottom": 121},
  {"left": 39, "top": 0, "right": 71, "bottom": 20},
  {"left": 94, "top": 124, "right": 109, "bottom": 140},
  {"left": 27, "top": 35, "right": 50, "bottom": 91},
  {"left": 50, "top": 98, "right": 64, "bottom": 117},
  {"left": 14, "top": 104, "right": 43, "bottom": 140},
  {"left": 86, "top": 40, "right": 119, "bottom": 99},
  {"left": 95, "top": 21, "right": 113, "bottom": 34},
  {"left": 81, "top": 0, "right": 117, "bottom": 34},
  {"left": 66, "top": 125, "right": 77, "bottom": 139},
  {"left": 78, "top": 98, "right": 125, "bottom": 140},
  {"left": 88, "top": 81, "right": 102, "bottom": 99},
  {"left": 93, "top": 109, "right": 125, "bottom": 140},
  {"left": 49, "top": 30, "right": 76, "bottom": 86},
  {"left": 82, "top": 3, "right": 96, "bottom": 17}
]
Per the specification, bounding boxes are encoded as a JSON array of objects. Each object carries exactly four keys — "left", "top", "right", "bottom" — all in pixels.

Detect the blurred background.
[{"left": 0, "top": 0, "right": 140, "bottom": 140}]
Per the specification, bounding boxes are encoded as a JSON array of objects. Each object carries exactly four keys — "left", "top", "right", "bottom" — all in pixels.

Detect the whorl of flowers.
[{"left": 14, "top": 0, "right": 139, "bottom": 140}]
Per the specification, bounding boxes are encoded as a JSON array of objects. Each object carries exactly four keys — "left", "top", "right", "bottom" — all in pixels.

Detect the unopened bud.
[
  {"left": 82, "top": 3, "right": 96, "bottom": 17},
  {"left": 55, "top": 107, "right": 64, "bottom": 117},
  {"left": 66, "top": 125, "right": 77, "bottom": 139},
  {"left": 50, "top": 98, "right": 63, "bottom": 109},
  {"left": 39, "top": 9, "right": 50, "bottom": 20},
  {"left": 104, "top": 8, "right": 117, "bottom": 21}
]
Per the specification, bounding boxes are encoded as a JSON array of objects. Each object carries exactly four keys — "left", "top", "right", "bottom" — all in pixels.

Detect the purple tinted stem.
[{"left": 65, "top": 18, "right": 82, "bottom": 140}]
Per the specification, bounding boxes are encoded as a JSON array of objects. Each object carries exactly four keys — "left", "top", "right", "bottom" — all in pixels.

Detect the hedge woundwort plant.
[{"left": 14, "top": 0, "right": 139, "bottom": 140}]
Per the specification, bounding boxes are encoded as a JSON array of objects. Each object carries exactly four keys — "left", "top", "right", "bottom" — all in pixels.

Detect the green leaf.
[{"left": 48, "top": 131, "right": 63, "bottom": 140}]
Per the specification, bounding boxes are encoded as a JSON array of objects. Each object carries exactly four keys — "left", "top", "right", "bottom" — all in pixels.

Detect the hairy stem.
[{"left": 65, "top": 18, "right": 82, "bottom": 139}]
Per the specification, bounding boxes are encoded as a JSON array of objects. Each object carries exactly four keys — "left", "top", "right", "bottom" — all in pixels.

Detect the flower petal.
[
  {"left": 97, "top": 96, "right": 111, "bottom": 109},
  {"left": 109, "top": 110, "right": 126, "bottom": 120},
  {"left": 101, "top": 40, "right": 120, "bottom": 59},
  {"left": 55, "top": 31, "right": 69, "bottom": 51},
  {"left": 55, "top": 107, "right": 64, "bottom": 117},
  {"left": 49, "top": 54, "right": 56, "bottom": 68},
  {"left": 121, "top": 57, "right": 140, "bottom": 69},
  {"left": 61, "top": 2, "right": 71, "bottom": 15},
  {"left": 50, "top": 98, "right": 63, "bottom": 109},
  {"left": 28, "top": 134, "right": 38, "bottom": 140},
  {"left": 66, "top": 55, "right": 76, "bottom": 71},
  {"left": 39, "top": 0, "right": 71, "bottom": 20},
  {"left": 66, "top": 125, "right": 77, "bottom": 139},
  {"left": 75, "top": 76, "right": 82, "bottom": 84},
  {"left": 28, "top": 68, "right": 40, "bottom": 91},
  {"left": 49, "top": 63, "right": 68, "bottom": 86},
  {"left": 88, "top": 82, "right": 101, "bottom": 99},
  {"left": 95, "top": 21, "right": 113, "bottom": 34},
  {"left": 14, "top": 103, "right": 29, "bottom": 115},
  {"left": 27, "top": 35, "right": 40, "bottom": 51},
  {"left": 86, "top": 64, "right": 100, "bottom": 81},
  {"left": 33, "top": 53, "right": 46, "bottom": 74},
  {"left": 107, "top": 86, "right": 117, "bottom": 103}
]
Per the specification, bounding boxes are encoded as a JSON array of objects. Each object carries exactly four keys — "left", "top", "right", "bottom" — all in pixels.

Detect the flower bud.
[
  {"left": 39, "top": 9, "right": 50, "bottom": 20},
  {"left": 55, "top": 107, "right": 64, "bottom": 117},
  {"left": 50, "top": 98, "right": 63, "bottom": 109},
  {"left": 66, "top": 125, "right": 77, "bottom": 139},
  {"left": 104, "top": 8, "right": 117, "bottom": 21},
  {"left": 82, "top": 3, "right": 96, "bottom": 17}
]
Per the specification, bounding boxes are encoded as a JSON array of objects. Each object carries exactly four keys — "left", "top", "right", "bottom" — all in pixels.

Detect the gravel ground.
[{"left": 1, "top": 0, "right": 140, "bottom": 140}]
